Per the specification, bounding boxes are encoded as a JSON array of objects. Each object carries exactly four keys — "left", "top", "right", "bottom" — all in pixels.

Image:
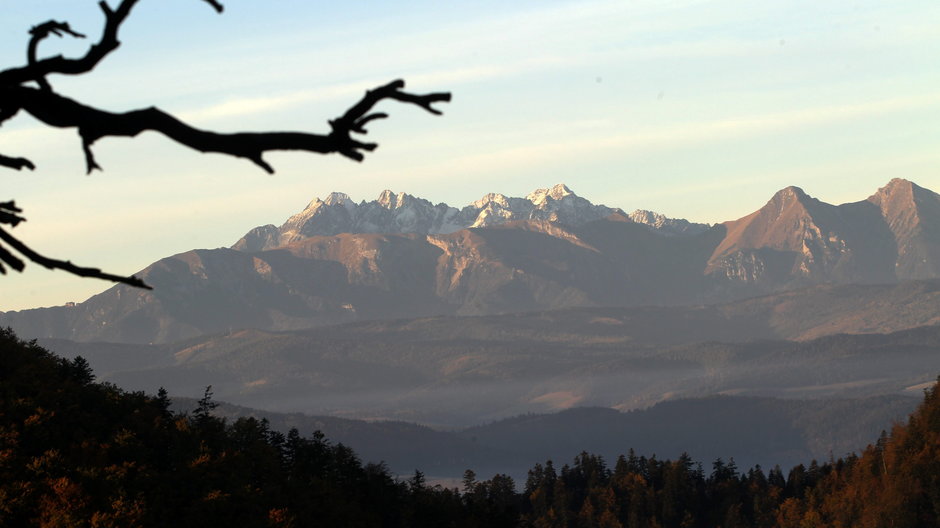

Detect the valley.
[{"left": 4, "top": 179, "right": 939, "bottom": 480}]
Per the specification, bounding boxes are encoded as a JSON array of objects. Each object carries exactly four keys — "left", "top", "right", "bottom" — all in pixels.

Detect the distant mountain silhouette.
[
  {"left": 176, "top": 393, "right": 918, "bottom": 480},
  {"left": 4, "top": 179, "right": 940, "bottom": 344}
]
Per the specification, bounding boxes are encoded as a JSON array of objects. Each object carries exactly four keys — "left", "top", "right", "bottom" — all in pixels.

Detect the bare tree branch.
[
  {"left": 0, "top": 201, "right": 148, "bottom": 286},
  {"left": 0, "top": 105, "right": 19, "bottom": 125},
  {"left": 28, "top": 21, "right": 87, "bottom": 91},
  {"left": 202, "top": 0, "right": 225, "bottom": 13},
  {"left": 0, "top": 0, "right": 449, "bottom": 290},
  {"left": 0, "top": 201, "right": 26, "bottom": 226},
  {"left": 0, "top": 154, "right": 35, "bottom": 171},
  {"left": 9, "top": 80, "right": 450, "bottom": 173},
  {"left": 0, "top": 226, "right": 150, "bottom": 288},
  {"left": 2, "top": 1, "right": 225, "bottom": 88},
  {"left": 0, "top": 1, "right": 137, "bottom": 87},
  {"left": 0, "top": 244, "right": 24, "bottom": 274}
]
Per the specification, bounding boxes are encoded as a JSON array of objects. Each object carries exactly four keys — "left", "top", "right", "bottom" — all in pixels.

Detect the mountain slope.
[
  {"left": 2, "top": 216, "right": 719, "bottom": 343},
  {"left": 707, "top": 178, "right": 940, "bottom": 291},
  {"left": 6, "top": 179, "right": 940, "bottom": 344},
  {"left": 867, "top": 177, "right": 940, "bottom": 278}
]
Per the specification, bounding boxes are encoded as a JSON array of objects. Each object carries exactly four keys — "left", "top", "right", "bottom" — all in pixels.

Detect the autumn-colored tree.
[{"left": 4, "top": 324, "right": 939, "bottom": 527}]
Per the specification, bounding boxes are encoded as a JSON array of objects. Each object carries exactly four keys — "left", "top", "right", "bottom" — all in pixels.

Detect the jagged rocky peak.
[
  {"left": 875, "top": 177, "right": 915, "bottom": 195},
  {"left": 298, "top": 197, "right": 322, "bottom": 212},
  {"left": 630, "top": 210, "right": 667, "bottom": 225},
  {"left": 770, "top": 185, "right": 809, "bottom": 205},
  {"left": 376, "top": 189, "right": 398, "bottom": 208},
  {"left": 231, "top": 224, "right": 280, "bottom": 252},
  {"left": 759, "top": 185, "right": 830, "bottom": 220},
  {"left": 629, "top": 210, "right": 710, "bottom": 236},
  {"left": 862, "top": 178, "right": 940, "bottom": 279},
  {"left": 231, "top": 184, "right": 705, "bottom": 251},
  {"left": 527, "top": 183, "right": 574, "bottom": 205},
  {"left": 323, "top": 192, "right": 353, "bottom": 206},
  {"left": 376, "top": 189, "right": 422, "bottom": 209},
  {"left": 867, "top": 178, "right": 936, "bottom": 208},
  {"left": 472, "top": 193, "right": 512, "bottom": 209}
]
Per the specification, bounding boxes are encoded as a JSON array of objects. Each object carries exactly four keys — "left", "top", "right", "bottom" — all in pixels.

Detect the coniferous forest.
[{"left": 1, "top": 327, "right": 938, "bottom": 527}]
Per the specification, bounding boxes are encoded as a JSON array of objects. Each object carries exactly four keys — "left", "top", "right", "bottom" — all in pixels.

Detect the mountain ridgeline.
[
  {"left": 232, "top": 184, "right": 708, "bottom": 251},
  {"left": 3, "top": 179, "right": 940, "bottom": 344}
]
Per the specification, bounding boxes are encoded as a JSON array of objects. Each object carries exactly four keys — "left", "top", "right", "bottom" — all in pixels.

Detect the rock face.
[
  {"left": 231, "top": 184, "right": 701, "bottom": 251},
  {"left": 4, "top": 179, "right": 940, "bottom": 345},
  {"left": 628, "top": 210, "right": 710, "bottom": 236},
  {"left": 706, "top": 178, "right": 940, "bottom": 293},
  {"left": 867, "top": 178, "right": 940, "bottom": 278},
  {"left": 2, "top": 218, "right": 720, "bottom": 344}
]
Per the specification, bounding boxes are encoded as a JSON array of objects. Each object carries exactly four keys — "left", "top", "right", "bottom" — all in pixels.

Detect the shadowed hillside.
[
  {"left": 3, "top": 327, "right": 937, "bottom": 526},
  {"left": 181, "top": 394, "right": 918, "bottom": 481},
  {"left": 39, "top": 316, "right": 939, "bottom": 427},
  {"left": 6, "top": 179, "right": 940, "bottom": 345}
]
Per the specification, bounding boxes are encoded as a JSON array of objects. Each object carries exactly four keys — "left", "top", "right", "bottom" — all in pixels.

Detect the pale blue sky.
[{"left": 2, "top": 0, "right": 938, "bottom": 310}]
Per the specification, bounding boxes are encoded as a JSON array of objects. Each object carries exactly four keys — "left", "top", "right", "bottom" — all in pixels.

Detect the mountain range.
[
  {"left": 3, "top": 178, "right": 939, "bottom": 345},
  {"left": 4, "top": 178, "right": 939, "bottom": 481},
  {"left": 231, "top": 183, "right": 709, "bottom": 251}
]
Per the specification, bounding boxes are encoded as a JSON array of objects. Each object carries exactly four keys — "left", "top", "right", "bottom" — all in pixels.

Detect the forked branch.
[
  {"left": 0, "top": 227, "right": 150, "bottom": 288},
  {"left": 27, "top": 21, "right": 87, "bottom": 91},
  {"left": 0, "top": 202, "right": 148, "bottom": 287},
  {"left": 1, "top": 0, "right": 141, "bottom": 88},
  {"left": 8, "top": 79, "right": 450, "bottom": 173},
  {"left": 0, "top": 0, "right": 450, "bottom": 289}
]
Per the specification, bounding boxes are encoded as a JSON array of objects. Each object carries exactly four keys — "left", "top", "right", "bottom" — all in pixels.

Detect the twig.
[
  {"left": 0, "top": 226, "right": 151, "bottom": 288},
  {"left": 0, "top": 0, "right": 449, "bottom": 290}
]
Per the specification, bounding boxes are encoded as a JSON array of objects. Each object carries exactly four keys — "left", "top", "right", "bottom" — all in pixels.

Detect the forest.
[{"left": 1, "top": 327, "right": 938, "bottom": 527}]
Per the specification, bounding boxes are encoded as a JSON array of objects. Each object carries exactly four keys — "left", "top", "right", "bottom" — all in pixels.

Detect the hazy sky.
[{"left": 1, "top": 0, "right": 938, "bottom": 310}]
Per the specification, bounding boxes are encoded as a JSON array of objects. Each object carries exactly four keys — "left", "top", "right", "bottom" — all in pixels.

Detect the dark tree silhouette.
[{"left": 0, "top": 0, "right": 450, "bottom": 288}]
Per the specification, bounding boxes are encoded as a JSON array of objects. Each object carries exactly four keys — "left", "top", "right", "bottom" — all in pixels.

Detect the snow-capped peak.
[
  {"left": 527, "top": 183, "right": 574, "bottom": 205},
  {"left": 323, "top": 192, "right": 352, "bottom": 206},
  {"left": 377, "top": 189, "right": 398, "bottom": 209},
  {"left": 629, "top": 209, "right": 710, "bottom": 236},
  {"left": 472, "top": 193, "right": 511, "bottom": 209},
  {"left": 376, "top": 190, "right": 418, "bottom": 210},
  {"left": 232, "top": 184, "right": 705, "bottom": 251}
]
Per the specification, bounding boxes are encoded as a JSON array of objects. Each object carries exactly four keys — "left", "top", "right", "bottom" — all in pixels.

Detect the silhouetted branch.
[
  {"left": 202, "top": 0, "right": 225, "bottom": 13},
  {"left": 0, "top": 0, "right": 449, "bottom": 288},
  {"left": 0, "top": 199, "right": 26, "bottom": 273},
  {"left": 2, "top": 1, "right": 133, "bottom": 88},
  {"left": 8, "top": 80, "right": 450, "bottom": 173},
  {"left": 28, "top": 21, "right": 87, "bottom": 91},
  {"left": 2, "top": 1, "right": 224, "bottom": 89},
  {"left": 2, "top": 0, "right": 449, "bottom": 174},
  {"left": 0, "top": 226, "right": 150, "bottom": 288},
  {"left": 0, "top": 244, "right": 24, "bottom": 274},
  {"left": 0, "top": 201, "right": 26, "bottom": 227},
  {"left": 328, "top": 79, "right": 451, "bottom": 162},
  {"left": 0, "top": 155, "right": 35, "bottom": 171},
  {"left": 0, "top": 201, "right": 148, "bottom": 286}
]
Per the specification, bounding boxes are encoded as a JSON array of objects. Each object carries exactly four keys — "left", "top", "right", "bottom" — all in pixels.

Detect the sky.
[{"left": 1, "top": 0, "right": 938, "bottom": 311}]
